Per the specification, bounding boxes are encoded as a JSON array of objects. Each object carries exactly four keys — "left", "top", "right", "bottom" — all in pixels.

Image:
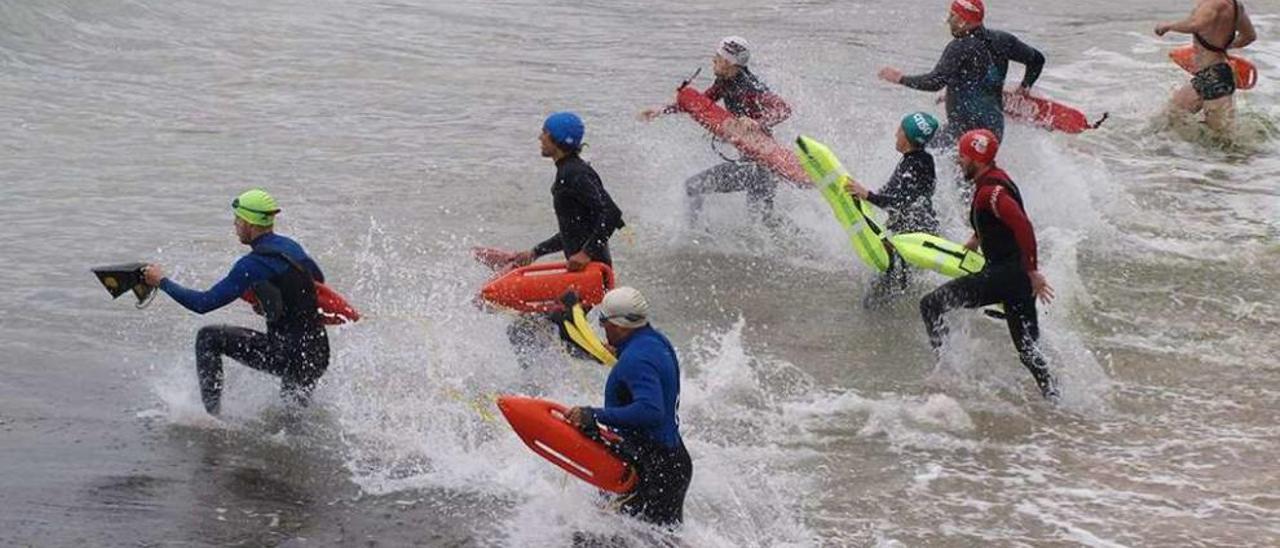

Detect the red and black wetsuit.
[
  {"left": 918, "top": 167, "right": 1058, "bottom": 399},
  {"left": 681, "top": 68, "right": 793, "bottom": 225}
]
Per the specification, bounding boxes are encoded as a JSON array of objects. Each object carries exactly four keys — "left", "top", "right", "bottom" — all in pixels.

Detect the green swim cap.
[
  {"left": 901, "top": 112, "right": 941, "bottom": 146},
  {"left": 231, "top": 189, "right": 280, "bottom": 227}
]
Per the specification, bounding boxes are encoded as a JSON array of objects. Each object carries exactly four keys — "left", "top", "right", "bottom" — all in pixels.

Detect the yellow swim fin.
[{"left": 561, "top": 303, "right": 617, "bottom": 366}]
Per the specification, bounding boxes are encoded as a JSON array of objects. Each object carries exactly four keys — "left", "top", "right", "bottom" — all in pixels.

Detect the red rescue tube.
[
  {"left": 479, "top": 261, "right": 614, "bottom": 314},
  {"left": 1002, "top": 90, "right": 1103, "bottom": 134},
  {"left": 497, "top": 395, "right": 637, "bottom": 494},
  {"left": 241, "top": 282, "right": 361, "bottom": 325},
  {"left": 675, "top": 86, "right": 811, "bottom": 187},
  {"left": 1169, "top": 45, "right": 1257, "bottom": 91}
]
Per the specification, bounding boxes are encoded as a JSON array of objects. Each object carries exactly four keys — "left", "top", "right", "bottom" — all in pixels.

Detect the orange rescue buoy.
[
  {"left": 497, "top": 395, "right": 638, "bottom": 494},
  {"left": 480, "top": 261, "right": 614, "bottom": 314},
  {"left": 1169, "top": 45, "right": 1257, "bottom": 91},
  {"left": 241, "top": 282, "right": 361, "bottom": 325}
]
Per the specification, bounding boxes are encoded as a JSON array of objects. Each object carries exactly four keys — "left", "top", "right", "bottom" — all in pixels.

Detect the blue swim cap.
[
  {"left": 901, "top": 112, "right": 940, "bottom": 146},
  {"left": 543, "top": 111, "right": 585, "bottom": 150}
]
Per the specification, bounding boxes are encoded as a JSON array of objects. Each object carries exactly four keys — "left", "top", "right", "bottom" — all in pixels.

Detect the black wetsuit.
[
  {"left": 1191, "top": 0, "right": 1241, "bottom": 101},
  {"left": 682, "top": 68, "right": 792, "bottom": 224},
  {"left": 918, "top": 168, "right": 1057, "bottom": 400},
  {"left": 511, "top": 154, "right": 624, "bottom": 366},
  {"left": 159, "top": 234, "right": 330, "bottom": 414},
  {"left": 864, "top": 150, "right": 941, "bottom": 307},
  {"left": 902, "top": 27, "right": 1045, "bottom": 146},
  {"left": 532, "top": 154, "right": 624, "bottom": 265}
]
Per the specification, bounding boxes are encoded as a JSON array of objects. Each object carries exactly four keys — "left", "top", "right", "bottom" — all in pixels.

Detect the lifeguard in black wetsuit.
[
  {"left": 846, "top": 112, "right": 943, "bottom": 307},
  {"left": 1156, "top": 0, "right": 1256, "bottom": 132},
  {"left": 879, "top": 0, "right": 1046, "bottom": 146},
  {"left": 503, "top": 112, "right": 625, "bottom": 366},
  {"left": 640, "top": 36, "right": 793, "bottom": 227},
  {"left": 508, "top": 112, "right": 625, "bottom": 270},
  {"left": 918, "top": 130, "right": 1059, "bottom": 401},
  {"left": 142, "top": 189, "right": 330, "bottom": 415}
]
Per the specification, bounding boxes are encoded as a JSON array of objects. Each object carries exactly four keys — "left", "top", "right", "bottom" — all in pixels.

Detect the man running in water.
[
  {"left": 640, "top": 36, "right": 793, "bottom": 227},
  {"left": 879, "top": 0, "right": 1045, "bottom": 146},
  {"left": 568, "top": 287, "right": 691, "bottom": 531},
  {"left": 508, "top": 112, "right": 625, "bottom": 270},
  {"left": 1156, "top": 0, "right": 1256, "bottom": 132},
  {"left": 919, "top": 130, "right": 1059, "bottom": 401},
  {"left": 846, "top": 112, "right": 942, "bottom": 308},
  {"left": 142, "top": 189, "right": 330, "bottom": 415},
  {"left": 502, "top": 112, "right": 625, "bottom": 367}
]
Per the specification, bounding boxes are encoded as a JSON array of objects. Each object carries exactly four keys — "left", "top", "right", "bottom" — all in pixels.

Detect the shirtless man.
[{"left": 1156, "top": 0, "right": 1256, "bottom": 132}]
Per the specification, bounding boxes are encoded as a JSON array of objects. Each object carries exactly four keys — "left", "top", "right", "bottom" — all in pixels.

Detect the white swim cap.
[
  {"left": 717, "top": 36, "right": 751, "bottom": 66},
  {"left": 599, "top": 287, "right": 650, "bottom": 328}
]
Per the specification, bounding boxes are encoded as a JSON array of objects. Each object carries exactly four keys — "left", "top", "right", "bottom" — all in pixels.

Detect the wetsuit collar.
[
  {"left": 554, "top": 153, "right": 580, "bottom": 167},
  {"left": 614, "top": 324, "right": 656, "bottom": 353},
  {"left": 969, "top": 164, "right": 997, "bottom": 184},
  {"left": 248, "top": 232, "right": 277, "bottom": 249}
]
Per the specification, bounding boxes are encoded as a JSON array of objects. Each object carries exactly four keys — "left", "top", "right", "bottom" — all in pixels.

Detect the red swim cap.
[
  {"left": 950, "top": 0, "right": 985, "bottom": 25},
  {"left": 958, "top": 129, "right": 999, "bottom": 164}
]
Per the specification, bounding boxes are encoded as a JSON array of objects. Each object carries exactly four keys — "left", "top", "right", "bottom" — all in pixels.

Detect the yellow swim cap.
[{"left": 231, "top": 189, "right": 280, "bottom": 227}]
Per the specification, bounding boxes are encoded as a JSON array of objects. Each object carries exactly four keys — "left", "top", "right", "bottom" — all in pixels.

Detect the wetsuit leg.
[
  {"left": 506, "top": 310, "right": 585, "bottom": 368},
  {"left": 919, "top": 272, "right": 1000, "bottom": 351},
  {"left": 921, "top": 266, "right": 1058, "bottom": 400},
  {"left": 684, "top": 160, "right": 764, "bottom": 224},
  {"left": 1003, "top": 298, "right": 1058, "bottom": 400},
  {"left": 618, "top": 440, "right": 693, "bottom": 527},
  {"left": 277, "top": 330, "right": 330, "bottom": 407},
  {"left": 741, "top": 163, "right": 781, "bottom": 224},
  {"left": 863, "top": 250, "right": 911, "bottom": 309},
  {"left": 195, "top": 325, "right": 282, "bottom": 414}
]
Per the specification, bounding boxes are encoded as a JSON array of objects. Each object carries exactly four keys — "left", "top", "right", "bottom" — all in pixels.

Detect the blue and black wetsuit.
[
  {"left": 902, "top": 27, "right": 1045, "bottom": 146},
  {"left": 863, "top": 150, "right": 941, "bottom": 308},
  {"left": 585, "top": 325, "right": 691, "bottom": 527},
  {"left": 159, "top": 232, "right": 329, "bottom": 414}
]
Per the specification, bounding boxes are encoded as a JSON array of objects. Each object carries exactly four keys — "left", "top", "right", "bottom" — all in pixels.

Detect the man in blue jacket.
[
  {"left": 567, "top": 287, "right": 692, "bottom": 528},
  {"left": 142, "top": 189, "right": 329, "bottom": 415}
]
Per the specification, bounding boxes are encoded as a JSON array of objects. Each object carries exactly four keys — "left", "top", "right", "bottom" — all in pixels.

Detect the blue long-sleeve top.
[
  {"left": 594, "top": 325, "right": 683, "bottom": 448},
  {"left": 159, "top": 233, "right": 323, "bottom": 315}
]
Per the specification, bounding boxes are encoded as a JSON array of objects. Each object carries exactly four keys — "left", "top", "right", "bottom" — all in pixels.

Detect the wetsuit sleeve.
[
  {"left": 866, "top": 155, "right": 931, "bottom": 211},
  {"left": 595, "top": 360, "right": 664, "bottom": 430},
  {"left": 703, "top": 80, "right": 725, "bottom": 102},
  {"left": 1005, "top": 36, "right": 1045, "bottom": 89},
  {"left": 158, "top": 256, "right": 269, "bottom": 314},
  {"left": 532, "top": 234, "right": 564, "bottom": 258},
  {"left": 987, "top": 187, "right": 1039, "bottom": 272},
  {"left": 900, "top": 41, "right": 960, "bottom": 92}
]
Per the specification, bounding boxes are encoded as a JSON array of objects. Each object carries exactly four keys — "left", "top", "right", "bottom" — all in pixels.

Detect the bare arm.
[
  {"left": 1232, "top": 5, "right": 1257, "bottom": 48},
  {"left": 1155, "top": 2, "right": 1222, "bottom": 36}
]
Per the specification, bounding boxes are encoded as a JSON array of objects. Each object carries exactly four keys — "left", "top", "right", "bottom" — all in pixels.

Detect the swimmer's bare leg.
[{"left": 1202, "top": 95, "right": 1235, "bottom": 134}]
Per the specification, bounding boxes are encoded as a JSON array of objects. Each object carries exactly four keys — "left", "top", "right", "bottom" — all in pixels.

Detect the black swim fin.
[{"left": 92, "top": 263, "right": 154, "bottom": 305}]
